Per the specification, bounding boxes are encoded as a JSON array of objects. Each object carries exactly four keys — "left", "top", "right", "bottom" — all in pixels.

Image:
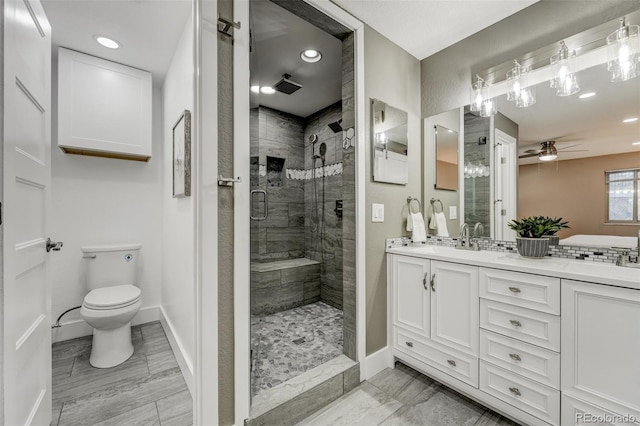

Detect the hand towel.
[
  {"left": 406, "top": 212, "right": 413, "bottom": 232},
  {"left": 410, "top": 212, "right": 427, "bottom": 243},
  {"left": 428, "top": 213, "right": 437, "bottom": 230},
  {"left": 435, "top": 212, "right": 449, "bottom": 237}
]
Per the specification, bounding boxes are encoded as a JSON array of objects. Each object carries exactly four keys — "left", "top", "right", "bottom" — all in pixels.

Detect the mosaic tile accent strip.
[
  {"left": 386, "top": 236, "right": 623, "bottom": 264},
  {"left": 286, "top": 162, "right": 343, "bottom": 180},
  {"left": 251, "top": 301, "right": 343, "bottom": 397}
]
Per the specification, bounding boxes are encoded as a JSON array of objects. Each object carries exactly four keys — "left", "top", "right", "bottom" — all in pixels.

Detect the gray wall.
[
  {"left": 364, "top": 26, "right": 421, "bottom": 355},
  {"left": 421, "top": 0, "right": 640, "bottom": 118}
]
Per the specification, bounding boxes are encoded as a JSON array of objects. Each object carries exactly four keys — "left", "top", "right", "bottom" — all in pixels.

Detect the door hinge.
[
  {"left": 0, "top": 201, "right": 2, "bottom": 225},
  {"left": 501, "top": 157, "right": 506, "bottom": 164},
  {"left": 501, "top": 209, "right": 507, "bottom": 216}
]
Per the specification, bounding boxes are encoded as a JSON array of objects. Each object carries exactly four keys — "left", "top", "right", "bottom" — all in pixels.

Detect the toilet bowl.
[{"left": 79, "top": 244, "right": 142, "bottom": 369}]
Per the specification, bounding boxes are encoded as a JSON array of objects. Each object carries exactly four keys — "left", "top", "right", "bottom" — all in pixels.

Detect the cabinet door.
[
  {"left": 391, "top": 255, "right": 430, "bottom": 336},
  {"left": 430, "top": 261, "right": 479, "bottom": 355},
  {"left": 562, "top": 280, "right": 640, "bottom": 420}
]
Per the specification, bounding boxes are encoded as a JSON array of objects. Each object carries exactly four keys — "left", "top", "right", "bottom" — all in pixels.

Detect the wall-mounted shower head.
[{"left": 328, "top": 119, "right": 343, "bottom": 133}]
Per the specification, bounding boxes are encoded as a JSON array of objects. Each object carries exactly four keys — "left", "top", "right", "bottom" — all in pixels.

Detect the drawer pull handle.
[
  {"left": 405, "top": 341, "right": 414, "bottom": 348},
  {"left": 509, "top": 387, "right": 521, "bottom": 396},
  {"left": 423, "top": 273, "right": 428, "bottom": 290},
  {"left": 508, "top": 286, "right": 521, "bottom": 293},
  {"left": 430, "top": 274, "right": 436, "bottom": 292},
  {"left": 509, "top": 319, "right": 522, "bottom": 327},
  {"left": 509, "top": 353, "right": 522, "bottom": 361},
  {"left": 447, "top": 359, "right": 456, "bottom": 367}
]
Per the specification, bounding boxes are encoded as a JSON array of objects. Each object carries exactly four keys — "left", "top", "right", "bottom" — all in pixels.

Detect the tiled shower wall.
[
  {"left": 463, "top": 108, "right": 491, "bottom": 234},
  {"left": 304, "top": 102, "right": 344, "bottom": 310}
]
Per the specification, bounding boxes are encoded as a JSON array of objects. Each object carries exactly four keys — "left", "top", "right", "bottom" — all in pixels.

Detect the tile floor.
[
  {"left": 251, "top": 301, "right": 344, "bottom": 396},
  {"left": 298, "top": 362, "right": 521, "bottom": 426},
  {"left": 51, "top": 321, "right": 192, "bottom": 426}
]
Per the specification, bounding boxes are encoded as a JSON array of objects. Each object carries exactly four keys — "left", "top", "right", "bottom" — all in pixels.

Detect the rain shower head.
[
  {"left": 274, "top": 73, "right": 302, "bottom": 95},
  {"left": 328, "top": 119, "right": 343, "bottom": 133}
]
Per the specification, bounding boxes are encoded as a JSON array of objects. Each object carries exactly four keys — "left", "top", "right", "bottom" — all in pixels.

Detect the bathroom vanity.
[{"left": 387, "top": 245, "right": 640, "bottom": 426}]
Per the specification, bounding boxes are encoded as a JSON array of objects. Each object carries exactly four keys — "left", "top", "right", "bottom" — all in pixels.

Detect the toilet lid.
[{"left": 83, "top": 285, "right": 141, "bottom": 310}]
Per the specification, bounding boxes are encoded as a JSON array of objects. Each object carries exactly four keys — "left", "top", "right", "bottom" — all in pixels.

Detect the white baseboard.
[
  {"left": 51, "top": 305, "right": 161, "bottom": 343},
  {"left": 159, "top": 306, "right": 194, "bottom": 396},
  {"left": 363, "top": 346, "right": 394, "bottom": 380}
]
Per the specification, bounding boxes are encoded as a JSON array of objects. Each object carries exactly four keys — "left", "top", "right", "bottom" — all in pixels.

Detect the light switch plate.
[
  {"left": 449, "top": 206, "right": 457, "bottom": 220},
  {"left": 372, "top": 203, "right": 384, "bottom": 223}
]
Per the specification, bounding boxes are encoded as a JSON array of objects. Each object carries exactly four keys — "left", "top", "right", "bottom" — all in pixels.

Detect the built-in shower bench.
[{"left": 251, "top": 258, "right": 321, "bottom": 315}]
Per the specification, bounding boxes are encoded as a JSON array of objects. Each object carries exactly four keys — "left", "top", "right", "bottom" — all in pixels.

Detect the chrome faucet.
[{"left": 456, "top": 222, "right": 480, "bottom": 251}]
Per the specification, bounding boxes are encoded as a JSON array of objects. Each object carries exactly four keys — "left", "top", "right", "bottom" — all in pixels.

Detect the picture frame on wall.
[{"left": 173, "top": 109, "right": 191, "bottom": 198}]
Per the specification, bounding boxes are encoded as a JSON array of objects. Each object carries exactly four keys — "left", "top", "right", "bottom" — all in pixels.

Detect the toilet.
[{"left": 80, "top": 243, "right": 143, "bottom": 368}]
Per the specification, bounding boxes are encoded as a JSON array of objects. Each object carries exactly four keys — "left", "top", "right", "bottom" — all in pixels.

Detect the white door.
[
  {"left": 3, "top": 0, "right": 53, "bottom": 424},
  {"left": 493, "top": 129, "right": 517, "bottom": 241},
  {"left": 391, "top": 255, "right": 430, "bottom": 336},
  {"left": 430, "top": 261, "right": 479, "bottom": 355}
]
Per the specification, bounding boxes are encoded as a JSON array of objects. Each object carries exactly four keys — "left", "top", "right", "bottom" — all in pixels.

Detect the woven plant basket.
[{"left": 516, "top": 237, "right": 550, "bottom": 258}]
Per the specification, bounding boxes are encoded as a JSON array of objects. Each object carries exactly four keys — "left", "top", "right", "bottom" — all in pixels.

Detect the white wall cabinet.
[
  {"left": 388, "top": 250, "right": 640, "bottom": 426},
  {"left": 561, "top": 279, "right": 640, "bottom": 423},
  {"left": 57, "top": 48, "right": 152, "bottom": 161}
]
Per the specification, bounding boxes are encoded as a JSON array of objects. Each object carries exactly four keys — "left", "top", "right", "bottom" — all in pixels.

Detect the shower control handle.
[{"left": 250, "top": 190, "right": 268, "bottom": 221}]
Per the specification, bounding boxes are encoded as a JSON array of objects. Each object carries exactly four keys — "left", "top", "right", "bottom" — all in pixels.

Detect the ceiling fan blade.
[
  {"left": 560, "top": 149, "right": 588, "bottom": 153},
  {"left": 523, "top": 149, "right": 541, "bottom": 154},
  {"left": 557, "top": 144, "right": 580, "bottom": 151},
  {"left": 518, "top": 152, "right": 540, "bottom": 158}
]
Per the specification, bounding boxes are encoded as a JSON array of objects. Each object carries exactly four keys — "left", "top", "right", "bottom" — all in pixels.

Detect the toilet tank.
[{"left": 81, "top": 244, "right": 142, "bottom": 290}]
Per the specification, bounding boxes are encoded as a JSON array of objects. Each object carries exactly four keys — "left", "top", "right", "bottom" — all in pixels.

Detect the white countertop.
[{"left": 387, "top": 245, "right": 640, "bottom": 291}]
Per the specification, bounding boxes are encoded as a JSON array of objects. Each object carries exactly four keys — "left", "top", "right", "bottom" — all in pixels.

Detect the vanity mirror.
[
  {"left": 434, "top": 125, "right": 459, "bottom": 191},
  {"left": 425, "top": 9, "right": 640, "bottom": 246},
  {"left": 372, "top": 98, "right": 409, "bottom": 184}
]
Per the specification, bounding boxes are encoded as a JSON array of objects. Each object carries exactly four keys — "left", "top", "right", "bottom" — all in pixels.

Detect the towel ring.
[
  {"left": 430, "top": 198, "right": 444, "bottom": 213},
  {"left": 407, "top": 196, "right": 422, "bottom": 214}
]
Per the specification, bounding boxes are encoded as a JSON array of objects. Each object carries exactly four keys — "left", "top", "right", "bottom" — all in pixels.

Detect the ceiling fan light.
[{"left": 539, "top": 153, "right": 558, "bottom": 162}]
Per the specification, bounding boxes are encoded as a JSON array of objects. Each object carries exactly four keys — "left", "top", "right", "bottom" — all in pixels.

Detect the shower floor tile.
[{"left": 251, "top": 301, "right": 343, "bottom": 396}]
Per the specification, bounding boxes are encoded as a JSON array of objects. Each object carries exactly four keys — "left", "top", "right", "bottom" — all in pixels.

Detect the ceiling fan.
[{"left": 518, "top": 140, "right": 587, "bottom": 162}]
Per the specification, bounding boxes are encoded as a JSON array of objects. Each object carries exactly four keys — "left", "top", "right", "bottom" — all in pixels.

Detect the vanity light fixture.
[
  {"left": 623, "top": 117, "right": 638, "bottom": 123},
  {"left": 94, "top": 35, "right": 120, "bottom": 49},
  {"left": 300, "top": 49, "right": 322, "bottom": 63},
  {"left": 469, "top": 75, "right": 496, "bottom": 117},
  {"left": 506, "top": 60, "right": 536, "bottom": 108},
  {"left": 550, "top": 41, "right": 580, "bottom": 96},
  {"left": 260, "top": 86, "right": 276, "bottom": 94},
  {"left": 606, "top": 17, "right": 640, "bottom": 82},
  {"left": 579, "top": 92, "right": 596, "bottom": 99}
]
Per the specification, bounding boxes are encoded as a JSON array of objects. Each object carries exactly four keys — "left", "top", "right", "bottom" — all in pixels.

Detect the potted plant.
[
  {"left": 541, "top": 216, "right": 570, "bottom": 245},
  {"left": 508, "top": 216, "right": 568, "bottom": 258}
]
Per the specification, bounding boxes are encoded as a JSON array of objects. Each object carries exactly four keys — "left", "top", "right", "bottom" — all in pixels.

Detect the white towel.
[
  {"left": 428, "top": 213, "right": 437, "bottom": 230},
  {"left": 434, "top": 212, "right": 449, "bottom": 237},
  {"left": 410, "top": 212, "right": 427, "bottom": 243},
  {"left": 406, "top": 213, "right": 413, "bottom": 231}
]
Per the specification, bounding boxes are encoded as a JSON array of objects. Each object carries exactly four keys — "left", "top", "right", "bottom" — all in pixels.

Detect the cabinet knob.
[
  {"left": 447, "top": 359, "right": 456, "bottom": 367},
  {"left": 509, "top": 353, "right": 522, "bottom": 361},
  {"left": 508, "top": 286, "right": 521, "bottom": 293},
  {"left": 509, "top": 319, "right": 522, "bottom": 327},
  {"left": 405, "top": 341, "right": 414, "bottom": 348},
  {"left": 508, "top": 387, "right": 521, "bottom": 396}
]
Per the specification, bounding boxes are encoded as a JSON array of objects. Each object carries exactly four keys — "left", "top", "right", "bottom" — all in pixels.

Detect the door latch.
[{"left": 46, "top": 238, "right": 63, "bottom": 252}]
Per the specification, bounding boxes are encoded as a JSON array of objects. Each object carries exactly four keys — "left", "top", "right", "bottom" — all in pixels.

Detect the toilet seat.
[{"left": 83, "top": 285, "right": 142, "bottom": 310}]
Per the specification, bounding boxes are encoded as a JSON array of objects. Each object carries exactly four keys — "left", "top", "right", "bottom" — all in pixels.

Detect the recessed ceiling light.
[
  {"left": 260, "top": 86, "right": 276, "bottom": 95},
  {"left": 623, "top": 117, "right": 639, "bottom": 123},
  {"left": 94, "top": 35, "right": 120, "bottom": 49},
  {"left": 578, "top": 92, "right": 596, "bottom": 99},
  {"left": 632, "top": 141, "right": 640, "bottom": 146},
  {"left": 300, "top": 49, "right": 322, "bottom": 63},
  {"left": 250, "top": 85, "right": 260, "bottom": 94}
]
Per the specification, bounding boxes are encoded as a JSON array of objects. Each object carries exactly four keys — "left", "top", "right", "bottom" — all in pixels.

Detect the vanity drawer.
[
  {"left": 480, "top": 330, "right": 560, "bottom": 389},
  {"left": 480, "top": 268, "right": 560, "bottom": 314},
  {"left": 561, "top": 394, "right": 640, "bottom": 426},
  {"left": 480, "top": 360, "right": 559, "bottom": 426},
  {"left": 480, "top": 299, "right": 560, "bottom": 351},
  {"left": 394, "top": 328, "right": 478, "bottom": 388}
]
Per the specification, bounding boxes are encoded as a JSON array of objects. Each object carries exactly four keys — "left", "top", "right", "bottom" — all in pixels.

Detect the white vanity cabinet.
[
  {"left": 561, "top": 279, "right": 640, "bottom": 424},
  {"left": 390, "top": 255, "right": 430, "bottom": 336}
]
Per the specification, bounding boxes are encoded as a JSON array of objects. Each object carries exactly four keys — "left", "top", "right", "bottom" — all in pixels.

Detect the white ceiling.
[
  {"left": 41, "top": 0, "right": 191, "bottom": 87},
  {"left": 251, "top": 0, "right": 343, "bottom": 117},
  {"left": 496, "top": 63, "right": 640, "bottom": 165},
  {"left": 332, "top": 0, "right": 539, "bottom": 60}
]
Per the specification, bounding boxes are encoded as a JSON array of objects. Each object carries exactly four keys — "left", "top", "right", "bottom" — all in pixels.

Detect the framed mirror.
[
  {"left": 434, "top": 124, "right": 459, "bottom": 190},
  {"left": 372, "top": 98, "right": 409, "bottom": 184}
]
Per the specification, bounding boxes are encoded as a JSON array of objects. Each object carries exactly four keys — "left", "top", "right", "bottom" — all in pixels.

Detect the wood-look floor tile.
[
  {"left": 91, "top": 402, "right": 160, "bottom": 426},
  {"left": 156, "top": 390, "right": 193, "bottom": 426},
  {"left": 475, "top": 410, "right": 520, "bottom": 426},
  {"left": 140, "top": 322, "right": 166, "bottom": 340},
  {"left": 52, "top": 401, "right": 63, "bottom": 426},
  {"left": 58, "top": 367, "right": 187, "bottom": 426},
  {"left": 368, "top": 363, "right": 437, "bottom": 405},
  {"left": 52, "top": 336, "right": 92, "bottom": 362},
  {"left": 54, "top": 356, "right": 150, "bottom": 407},
  {"left": 53, "top": 357, "right": 75, "bottom": 380},
  {"left": 147, "top": 350, "right": 179, "bottom": 375},
  {"left": 135, "top": 333, "right": 172, "bottom": 357}
]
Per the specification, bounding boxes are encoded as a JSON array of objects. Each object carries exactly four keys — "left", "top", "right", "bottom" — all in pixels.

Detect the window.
[{"left": 606, "top": 169, "right": 639, "bottom": 223}]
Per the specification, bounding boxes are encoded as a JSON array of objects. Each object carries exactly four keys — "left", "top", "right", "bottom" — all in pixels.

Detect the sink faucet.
[{"left": 456, "top": 222, "right": 480, "bottom": 251}]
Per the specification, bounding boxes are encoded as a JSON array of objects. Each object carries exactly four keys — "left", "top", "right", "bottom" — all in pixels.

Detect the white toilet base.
[{"left": 89, "top": 322, "right": 134, "bottom": 368}]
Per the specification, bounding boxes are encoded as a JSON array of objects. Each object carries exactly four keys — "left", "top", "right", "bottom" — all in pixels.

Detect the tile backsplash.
[{"left": 386, "top": 236, "right": 623, "bottom": 264}]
